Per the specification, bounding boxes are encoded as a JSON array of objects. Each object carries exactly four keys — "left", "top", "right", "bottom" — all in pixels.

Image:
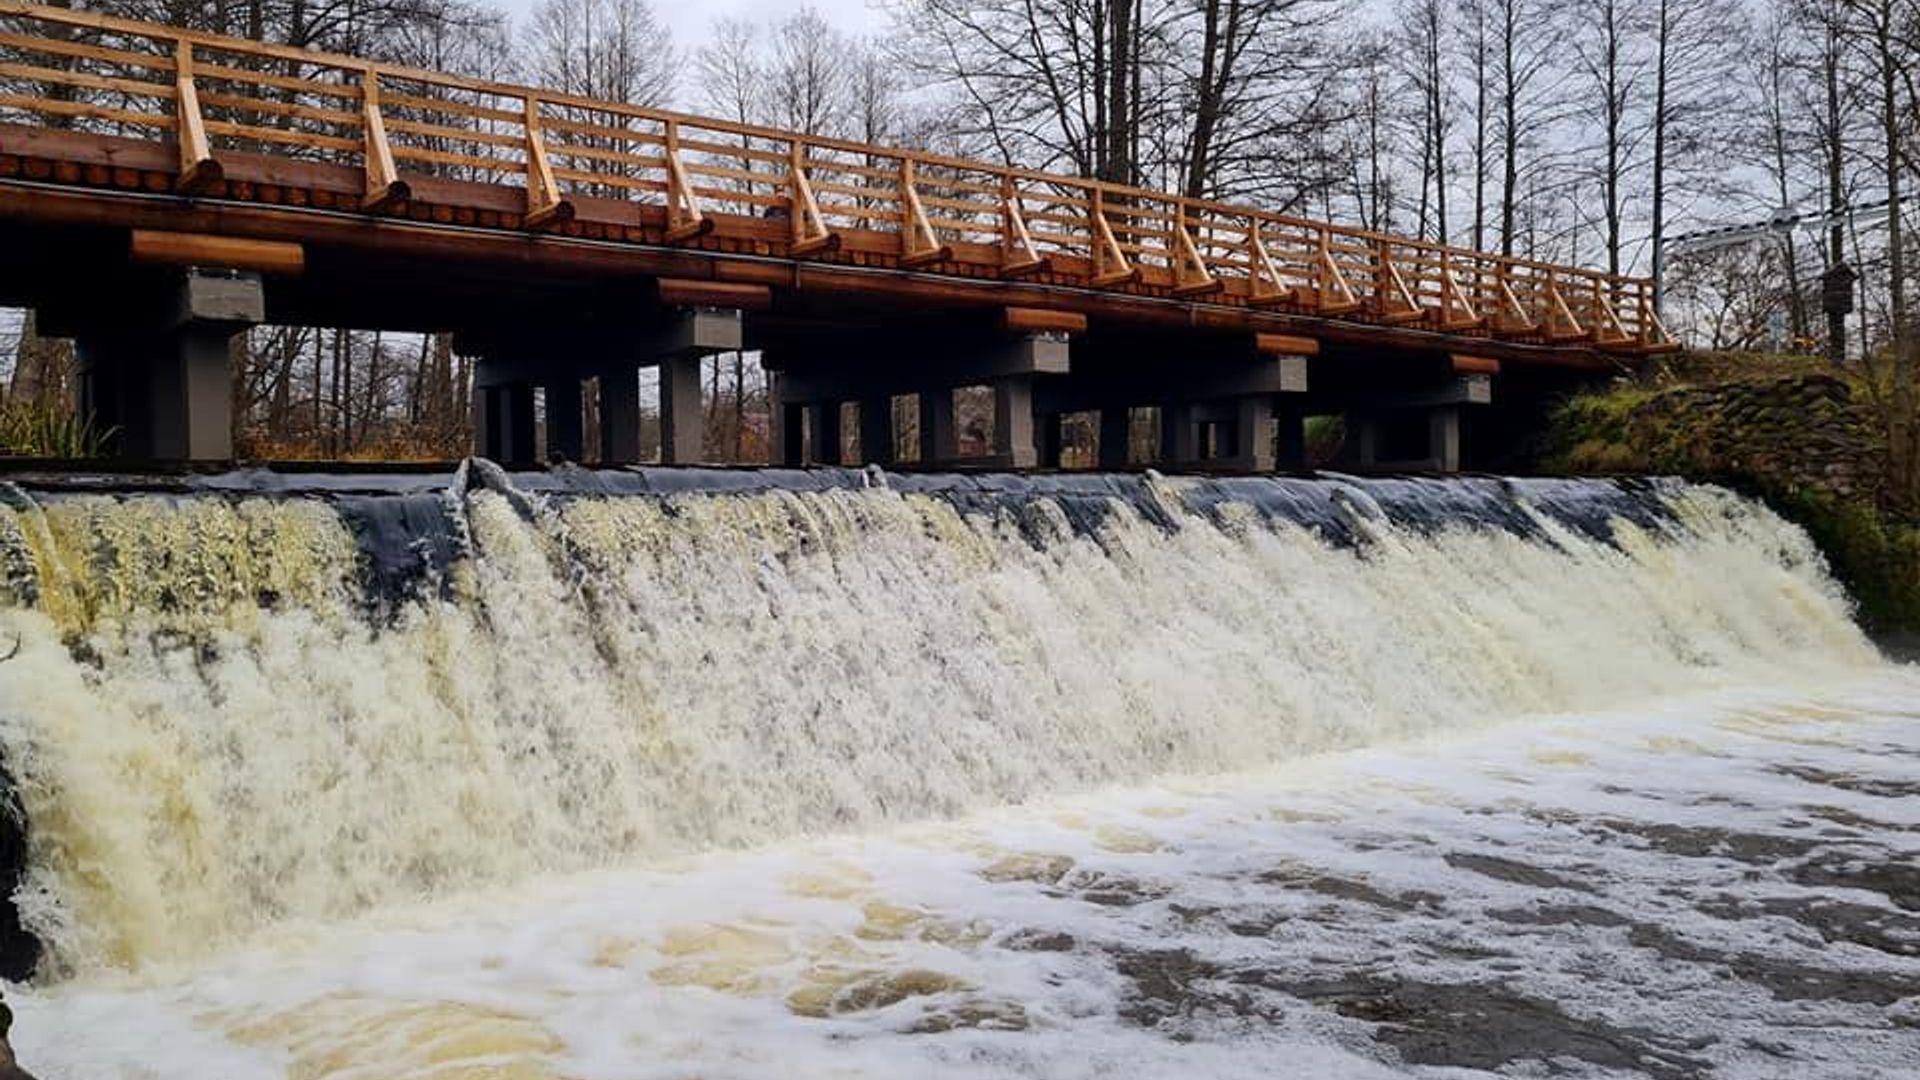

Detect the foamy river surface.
[{"left": 14, "top": 669, "right": 1920, "bottom": 1079}]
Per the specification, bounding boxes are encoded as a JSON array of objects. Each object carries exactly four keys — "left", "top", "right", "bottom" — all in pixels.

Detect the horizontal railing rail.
[{"left": 0, "top": 1, "right": 1669, "bottom": 350}]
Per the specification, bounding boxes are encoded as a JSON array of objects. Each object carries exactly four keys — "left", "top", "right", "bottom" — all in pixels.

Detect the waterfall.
[{"left": 0, "top": 465, "right": 1879, "bottom": 979}]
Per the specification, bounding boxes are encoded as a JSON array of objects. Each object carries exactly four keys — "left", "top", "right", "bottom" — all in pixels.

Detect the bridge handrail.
[{"left": 0, "top": 0, "right": 1668, "bottom": 349}]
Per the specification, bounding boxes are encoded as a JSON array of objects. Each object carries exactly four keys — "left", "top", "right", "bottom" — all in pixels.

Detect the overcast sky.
[{"left": 493, "top": 0, "right": 892, "bottom": 51}]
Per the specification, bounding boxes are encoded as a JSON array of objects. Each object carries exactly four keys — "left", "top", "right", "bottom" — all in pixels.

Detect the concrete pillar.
[
  {"left": 858, "top": 395, "right": 894, "bottom": 465},
  {"left": 1275, "top": 406, "right": 1307, "bottom": 470},
  {"left": 70, "top": 270, "right": 261, "bottom": 461},
  {"left": 919, "top": 389, "right": 956, "bottom": 464},
  {"left": 1038, "top": 413, "right": 1064, "bottom": 468},
  {"left": 544, "top": 378, "right": 584, "bottom": 462},
  {"left": 599, "top": 367, "right": 642, "bottom": 464},
  {"left": 770, "top": 400, "right": 805, "bottom": 468},
  {"left": 659, "top": 354, "right": 703, "bottom": 464},
  {"left": 1354, "top": 413, "right": 1382, "bottom": 468},
  {"left": 1430, "top": 406, "right": 1462, "bottom": 472},
  {"left": 478, "top": 383, "right": 537, "bottom": 465},
  {"left": 1160, "top": 402, "right": 1198, "bottom": 466},
  {"left": 992, "top": 376, "right": 1038, "bottom": 468},
  {"left": 808, "top": 402, "right": 844, "bottom": 465},
  {"left": 150, "top": 322, "right": 238, "bottom": 460},
  {"left": 1098, "top": 406, "right": 1131, "bottom": 470},
  {"left": 74, "top": 337, "right": 144, "bottom": 455},
  {"left": 1225, "top": 396, "right": 1276, "bottom": 471}
]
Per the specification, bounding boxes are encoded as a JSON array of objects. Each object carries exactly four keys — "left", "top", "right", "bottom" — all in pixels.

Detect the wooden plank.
[
  {"left": 0, "top": 60, "right": 173, "bottom": 99},
  {"left": 130, "top": 228, "right": 304, "bottom": 274},
  {"left": 0, "top": 31, "right": 171, "bottom": 73},
  {"left": 1450, "top": 354, "right": 1501, "bottom": 375},
  {"left": 1004, "top": 307, "right": 1086, "bottom": 335},
  {"left": 197, "top": 90, "right": 358, "bottom": 129},
  {"left": 657, "top": 278, "right": 770, "bottom": 310},
  {"left": 201, "top": 120, "right": 360, "bottom": 153},
  {"left": 1255, "top": 333, "right": 1320, "bottom": 356},
  {"left": 0, "top": 93, "right": 172, "bottom": 129},
  {"left": 195, "top": 59, "right": 361, "bottom": 101}
]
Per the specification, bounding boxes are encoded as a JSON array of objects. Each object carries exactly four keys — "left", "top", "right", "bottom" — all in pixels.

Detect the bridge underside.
[{"left": 1, "top": 129, "right": 1629, "bottom": 473}]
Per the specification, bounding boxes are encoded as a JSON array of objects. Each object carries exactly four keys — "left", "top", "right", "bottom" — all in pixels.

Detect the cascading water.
[{"left": 0, "top": 464, "right": 1882, "bottom": 988}]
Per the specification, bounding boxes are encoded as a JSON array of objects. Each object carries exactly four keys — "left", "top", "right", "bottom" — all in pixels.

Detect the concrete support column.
[
  {"left": 1429, "top": 406, "right": 1462, "bottom": 473},
  {"left": 70, "top": 269, "right": 261, "bottom": 461},
  {"left": 769, "top": 388, "right": 805, "bottom": 467},
  {"left": 808, "top": 402, "right": 844, "bottom": 465},
  {"left": 919, "top": 389, "right": 956, "bottom": 464},
  {"left": 1225, "top": 395, "right": 1276, "bottom": 471},
  {"left": 74, "top": 337, "right": 144, "bottom": 455},
  {"left": 858, "top": 395, "right": 894, "bottom": 466},
  {"left": 477, "top": 383, "right": 537, "bottom": 465},
  {"left": 1274, "top": 405, "right": 1307, "bottom": 470},
  {"left": 544, "top": 378, "right": 584, "bottom": 463},
  {"left": 1353, "top": 413, "right": 1383, "bottom": 468},
  {"left": 598, "top": 367, "right": 642, "bottom": 464},
  {"left": 992, "top": 376, "right": 1037, "bottom": 468},
  {"left": 1160, "top": 402, "right": 1198, "bottom": 466},
  {"left": 144, "top": 324, "right": 230, "bottom": 461},
  {"left": 1098, "top": 406, "right": 1131, "bottom": 470},
  {"left": 659, "top": 354, "right": 703, "bottom": 464},
  {"left": 1038, "top": 413, "right": 1064, "bottom": 468}
]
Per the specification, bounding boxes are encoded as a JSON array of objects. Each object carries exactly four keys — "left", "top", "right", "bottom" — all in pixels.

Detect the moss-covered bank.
[{"left": 1542, "top": 353, "right": 1920, "bottom": 637}]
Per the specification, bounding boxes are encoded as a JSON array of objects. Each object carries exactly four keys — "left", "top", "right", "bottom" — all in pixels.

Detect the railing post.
[
  {"left": 522, "top": 94, "right": 572, "bottom": 230},
  {"left": 787, "top": 138, "right": 838, "bottom": 255},
  {"left": 898, "top": 156, "right": 950, "bottom": 267},
  {"left": 999, "top": 175, "right": 1047, "bottom": 278},
  {"left": 1170, "top": 202, "right": 1220, "bottom": 297},
  {"left": 359, "top": 69, "right": 408, "bottom": 213},
  {"left": 662, "top": 118, "right": 711, "bottom": 242},
  {"left": 173, "top": 39, "right": 221, "bottom": 195},
  {"left": 1089, "top": 185, "right": 1135, "bottom": 286}
]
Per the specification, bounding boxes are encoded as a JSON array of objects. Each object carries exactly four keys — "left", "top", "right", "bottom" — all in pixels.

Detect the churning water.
[{"left": 0, "top": 465, "right": 1910, "bottom": 1078}]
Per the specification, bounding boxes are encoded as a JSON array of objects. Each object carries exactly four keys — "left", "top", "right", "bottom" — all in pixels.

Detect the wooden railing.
[{"left": 0, "top": 1, "right": 1669, "bottom": 350}]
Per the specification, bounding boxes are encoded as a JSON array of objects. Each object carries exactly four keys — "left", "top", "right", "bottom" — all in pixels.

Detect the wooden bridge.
[{"left": 0, "top": 1, "right": 1669, "bottom": 471}]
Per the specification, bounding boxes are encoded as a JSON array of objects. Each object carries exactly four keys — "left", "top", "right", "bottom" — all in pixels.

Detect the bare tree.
[{"left": 523, "top": 0, "right": 675, "bottom": 105}]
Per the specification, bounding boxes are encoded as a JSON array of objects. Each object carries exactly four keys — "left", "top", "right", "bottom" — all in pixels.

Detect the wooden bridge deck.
[{"left": 0, "top": 1, "right": 1667, "bottom": 373}]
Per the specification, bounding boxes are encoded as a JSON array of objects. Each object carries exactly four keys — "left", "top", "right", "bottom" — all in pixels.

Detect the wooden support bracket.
[
  {"left": 359, "top": 70, "right": 409, "bottom": 214},
  {"left": 1493, "top": 274, "right": 1538, "bottom": 334},
  {"left": 1089, "top": 189, "right": 1139, "bottom": 287},
  {"left": 173, "top": 39, "right": 221, "bottom": 195},
  {"left": 1589, "top": 279, "right": 1633, "bottom": 345},
  {"left": 1170, "top": 207, "right": 1222, "bottom": 297},
  {"left": 1638, "top": 295, "right": 1673, "bottom": 347},
  {"left": 1375, "top": 244, "right": 1425, "bottom": 323},
  {"left": 999, "top": 178, "right": 1050, "bottom": 278},
  {"left": 1313, "top": 233, "right": 1361, "bottom": 314},
  {"left": 1542, "top": 273, "right": 1590, "bottom": 342},
  {"left": 662, "top": 119, "right": 712, "bottom": 243},
  {"left": 1246, "top": 220, "right": 1294, "bottom": 307},
  {"left": 898, "top": 158, "right": 953, "bottom": 268},
  {"left": 1438, "top": 255, "right": 1484, "bottom": 330},
  {"left": 788, "top": 140, "right": 840, "bottom": 256},
  {"left": 522, "top": 96, "right": 573, "bottom": 230}
]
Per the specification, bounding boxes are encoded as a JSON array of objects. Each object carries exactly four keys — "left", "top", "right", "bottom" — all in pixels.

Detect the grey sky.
[{"left": 494, "top": 0, "right": 892, "bottom": 52}]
